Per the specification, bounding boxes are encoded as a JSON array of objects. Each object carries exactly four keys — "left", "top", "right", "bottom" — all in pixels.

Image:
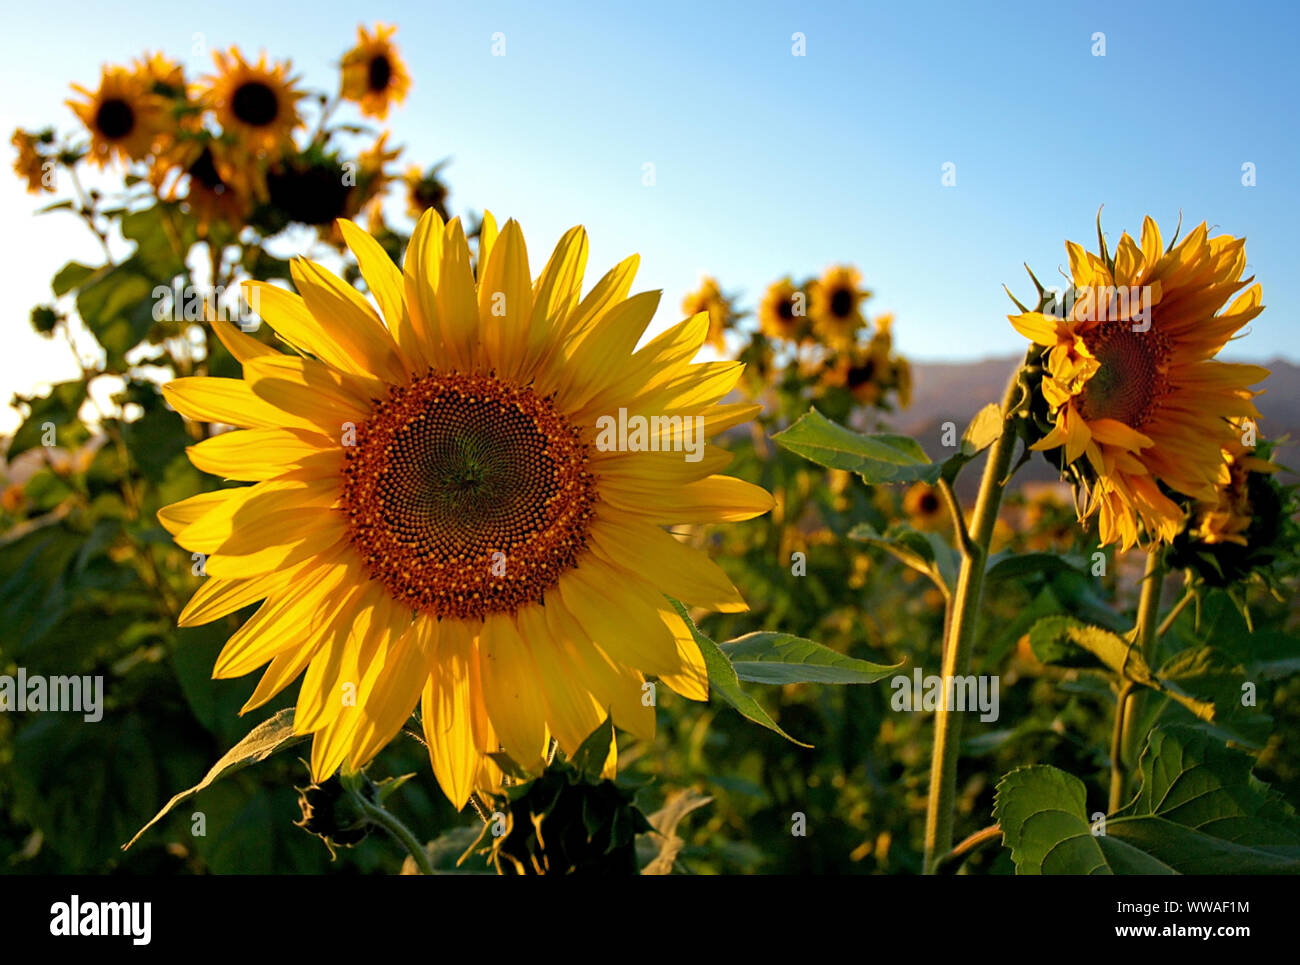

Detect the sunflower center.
[
  {"left": 95, "top": 98, "right": 136, "bottom": 140},
  {"left": 777, "top": 298, "right": 795, "bottom": 321},
  {"left": 1077, "top": 323, "right": 1170, "bottom": 429},
  {"left": 918, "top": 492, "right": 940, "bottom": 515},
  {"left": 367, "top": 55, "right": 393, "bottom": 93},
  {"left": 830, "top": 287, "right": 854, "bottom": 319},
  {"left": 340, "top": 372, "right": 598, "bottom": 619},
  {"left": 231, "top": 81, "right": 280, "bottom": 127}
]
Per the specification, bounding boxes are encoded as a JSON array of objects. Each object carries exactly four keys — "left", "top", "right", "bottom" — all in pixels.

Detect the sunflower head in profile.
[
  {"left": 903, "top": 481, "right": 947, "bottom": 532},
  {"left": 67, "top": 66, "right": 162, "bottom": 167},
  {"left": 202, "top": 48, "right": 303, "bottom": 158},
  {"left": 159, "top": 212, "right": 772, "bottom": 808},
  {"left": 758, "top": 278, "right": 808, "bottom": 343},
  {"left": 681, "top": 276, "right": 732, "bottom": 353},
  {"left": 1010, "top": 216, "right": 1268, "bottom": 550},
  {"left": 810, "top": 265, "right": 868, "bottom": 347},
  {"left": 340, "top": 23, "right": 411, "bottom": 120},
  {"left": 11, "top": 128, "right": 53, "bottom": 193}
]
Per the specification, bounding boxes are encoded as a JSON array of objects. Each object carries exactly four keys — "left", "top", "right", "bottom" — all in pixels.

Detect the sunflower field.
[{"left": 3, "top": 20, "right": 1299, "bottom": 884}]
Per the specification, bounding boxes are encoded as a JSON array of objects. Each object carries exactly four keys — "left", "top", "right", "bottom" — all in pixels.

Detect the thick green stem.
[
  {"left": 921, "top": 373, "right": 1023, "bottom": 873},
  {"left": 1112, "top": 550, "right": 1165, "bottom": 808}
]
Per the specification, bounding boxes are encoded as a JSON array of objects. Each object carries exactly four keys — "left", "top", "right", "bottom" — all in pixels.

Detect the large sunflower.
[
  {"left": 67, "top": 66, "right": 161, "bottom": 167},
  {"left": 340, "top": 23, "right": 411, "bottom": 120},
  {"left": 202, "top": 48, "right": 303, "bottom": 158},
  {"left": 1010, "top": 217, "right": 1268, "bottom": 549},
  {"left": 159, "top": 213, "right": 772, "bottom": 807}
]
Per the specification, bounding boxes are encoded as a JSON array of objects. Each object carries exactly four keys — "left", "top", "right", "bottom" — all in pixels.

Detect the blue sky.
[{"left": 3, "top": 0, "right": 1298, "bottom": 431}]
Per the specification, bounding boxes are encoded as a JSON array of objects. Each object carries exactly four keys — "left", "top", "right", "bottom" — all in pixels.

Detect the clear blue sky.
[{"left": 3, "top": 0, "right": 1297, "bottom": 431}]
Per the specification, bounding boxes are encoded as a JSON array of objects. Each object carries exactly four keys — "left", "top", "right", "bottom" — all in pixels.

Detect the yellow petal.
[{"left": 478, "top": 612, "right": 549, "bottom": 771}]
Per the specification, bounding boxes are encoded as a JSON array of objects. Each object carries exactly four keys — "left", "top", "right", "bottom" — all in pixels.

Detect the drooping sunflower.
[
  {"left": 1010, "top": 217, "right": 1268, "bottom": 549},
  {"left": 202, "top": 48, "right": 303, "bottom": 158},
  {"left": 681, "top": 276, "right": 730, "bottom": 353},
  {"left": 903, "top": 481, "right": 946, "bottom": 531},
  {"left": 340, "top": 23, "right": 411, "bottom": 120},
  {"left": 67, "top": 66, "right": 161, "bottom": 167},
  {"left": 810, "top": 265, "right": 868, "bottom": 346},
  {"left": 159, "top": 212, "right": 772, "bottom": 807},
  {"left": 11, "top": 128, "right": 51, "bottom": 193},
  {"left": 758, "top": 278, "right": 807, "bottom": 342}
]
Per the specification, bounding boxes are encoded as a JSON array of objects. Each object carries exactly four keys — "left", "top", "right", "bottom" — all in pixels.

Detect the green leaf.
[
  {"left": 996, "top": 726, "right": 1300, "bottom": 873},
  {"left": 719, "top": 632, "right": 900, "bottom": 685},
  {"left": 668, "top": 600, "right": 810, "bottom": 747},
  {"left": 984, "top": 551, "right": 1085, "bottom": 584},
  {"left": 123, "top": 707, "right": 308, "bottom": 851},
  {"left": 6, "top": 381, "right": 88, "bottom": 460},
  {"left": 1028, "top": 615, "right": 1153, "bottom": 683},
  {"left": 772, "top": 408, "right": 939, "bottom": 484},
  {"left": 939, "top": 402, "right": 1004, "bottom": 482},
  {"left": 75, "top": 259, "right": 159, "bottom": 365},
  {"left": 849, "top": 521, "right": 957, "bottom": 595},
  {"left": 51, "top": 260, "right": 101, "bottom": 296},
  {"left": 569, "top": 716, "right": 615, "bottom": 781},
  {"left": 1155, "top": 647, "right": 1271, "bottom": 747},
  {"left": 994, "top": 765, "right": 1173, "bottom": 874}
]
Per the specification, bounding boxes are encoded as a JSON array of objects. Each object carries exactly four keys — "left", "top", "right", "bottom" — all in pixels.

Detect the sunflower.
[
  {"left": 203, "top": 48, "right": 303, "bottom": 158},
  {"left": 1010, "top": 217, "right": 1268, "bottom": 549},
  {"left": 903, "top": 482, "right": 946, "bottom": 531},
  {"left": 67, "top": 66, "right": 161, "bottom": 167},
  {"left": 1190, "top": 431, "right": 1277, "bottom": 547},
  {"left": 403, "top": 163, "right": 450, "bottom": 220},
  {"left": 681, "top": 277, "right": 730, "bottom": 353},
  {"left": 151, "top": 137, "right": 250, "bottom": 234},
  {"left": 133, "top": 51, "right": 188, "bottom": 99},
  {"left": 11, "top": 129, "right": 51, "bottom": 193},
  {"left": 158, "top": 212, "right": 772, "bottom": 807},
  {"left": 340, "top": 23, "right": 411, "bottom": 120},
  {"left": 810, "top": 265, "right": 868, "bottom": 346},
  {"left": 758, "top": 278, "right": 807, "bottom": 342}
]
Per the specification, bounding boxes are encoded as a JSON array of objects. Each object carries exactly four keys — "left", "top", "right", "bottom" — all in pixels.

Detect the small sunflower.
[
  {"left": 159, "top": 212, "right": 772, "bottom": 807},
  {"left": 903, "top": 482, "right": 947, "bottom": 532},
  {"left": 340, "top": 23, "right": 411, "bottom": 120},
  {"left": 203, "top": 48, "right": 303, "bottom": 158},
  {"left": 810, "top": 265, "right": 868, "bottom": 346},
  {"left": 11, "top": 128, "right": 52, "bottom": 193},
  {"left": 681, "top": 277, "right": 730, "bottom": 353},
  {"left": 758, "top": 278, "right": 807, "bottom": 342},
  {"left": 1010, "top": 217, "right": 1268, "bottom": 549},
  {"left": 67, "top": 66, "right": 161, "bottom": 167},
  {"left": 403, "top": 163, "right": 450, "bottom": 221}
]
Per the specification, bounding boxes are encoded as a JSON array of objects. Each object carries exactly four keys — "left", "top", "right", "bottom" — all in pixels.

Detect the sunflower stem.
[
  {"left": 921, "top": 367, "right": 1023, "bottom": 874},
  {"left": 1156, "top": 585, "right": 1194, "bottom": 639},
  {"left": 1116, "top": 550, "right": 1167, "bottom": 786},
  {"left": 352, "top": 792, "right": 435, "bottom": 876},
  {"left": 1108, "top": 680, "right": 1137, "bottom": 813}
]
